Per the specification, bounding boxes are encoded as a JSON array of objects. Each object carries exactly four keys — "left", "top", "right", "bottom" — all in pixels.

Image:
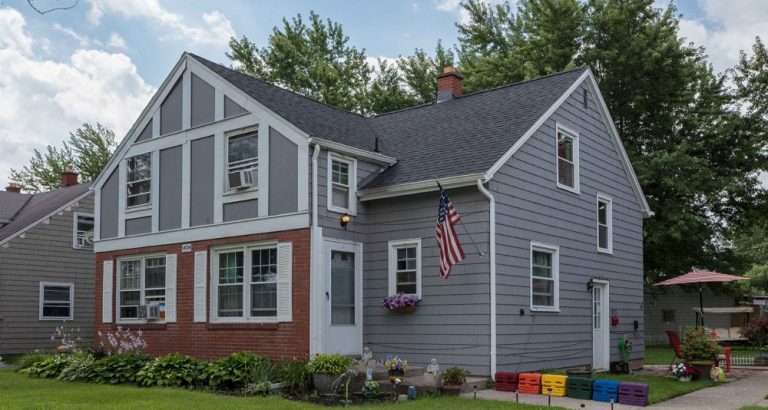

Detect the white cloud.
[
  {"left": 435, "top": 0, "right": 512, "bottom": 25},
  {"left": 53, "top": 23, "right": 90, "bottom": 47},
  {"left": 0, "top": 7, "right": 155, "bottom": 188},
  {"left": 435, "top": 0, "right": 462, "bottom": 12},
  {"left": 678, "top": 0, "right": 768, "bottom": 73},
  {"left": 107, "top": 32, "right": 127, "bottom": 49},
  {"left": 87, "top": 0, "right": 235, "bottom": 45}
]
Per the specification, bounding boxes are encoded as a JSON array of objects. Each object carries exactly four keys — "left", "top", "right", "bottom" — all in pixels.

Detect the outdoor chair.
[{"left": 666, "top": 330, "right": 684, "bottom": 374}]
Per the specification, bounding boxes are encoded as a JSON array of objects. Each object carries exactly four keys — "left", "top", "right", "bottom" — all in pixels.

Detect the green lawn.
[
  {"left": 739, "top": 407, "right": 768, "bottom": 410},
  {"left": 0, "top": 370, "right": 559, "bottom": 410},
  {"left": 605, "top": 373, "right": 711, "bottom": 404},
  {"left": 644, "top": 345, "right": 761, "bottom": 365}
]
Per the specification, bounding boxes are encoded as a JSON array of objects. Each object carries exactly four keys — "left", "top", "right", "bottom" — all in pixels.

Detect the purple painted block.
[{"left": 618, "top": 381, "right": 649, "bottom": 407}]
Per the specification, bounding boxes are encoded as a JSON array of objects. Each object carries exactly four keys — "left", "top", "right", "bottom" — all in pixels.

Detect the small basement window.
[{"left": 39, "top": 282, "right": 74, "bottom": 320}]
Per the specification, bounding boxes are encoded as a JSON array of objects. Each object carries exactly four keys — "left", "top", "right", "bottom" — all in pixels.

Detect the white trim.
[
  {"left": 150, "top": 150, "right": 160, "bottom": 232},
  {"left": 257, "top": 122, "right": 269, "bottom": 217},
  {"left": 180, "top": 141, "right": 191, "bottom": 228},
  {"left": 555, "top": 123, "right": 580, "bottom": 194},
  {"left": 297, "top": 142, "right": 309, "bottom": 212},
  {"left": 387, "top": 238, "right": 422, "bottom": 298},
  {"left": 308, "top": 137, "right": 397, "bottom": 166},
  {"left": 358, "top": 173, "right": 484, "bottom": 202},
  {"left": 213, "top": 129, "right": 224, "bottom": 223},
  {"left": 596, "top": 193, "right": 613, "bottom": 254},
  {"left": 72, "top": 212, "right": 94, "bottom": 249},
  {"left": 39, "top": 281, "right": 74, "bottom": 321},
  {"left": 0, "top": 190, "right": 92, "bottom": 248},
  {"left": 95, "top": 212, "right": 308, "bottom": 252},
  {"left": 529, "top": 241, "right": 560, "bottom": 312},
  {"left": 117, "top": 159, "right": 126, "bottom": 237},
  {"left": 181, "top": 70, "right": 191, "bottom": 130},
  {"left": 115, "top": 253, "right": 168, "bottom": 324},
  {"left": 209, "top": 240, "right": 282, "bottom": 323},
  {"left": 477, "top": 180, "right": 497, "bottom": 379},
  {"left": 310, "top": 143, "right": 324, "bottom": 355},
  {"left": 94, "top": 188, "right": 101, "bottom": 242},
  {"left": 327, "top": 152, "right": 357, "bottom": 215}
]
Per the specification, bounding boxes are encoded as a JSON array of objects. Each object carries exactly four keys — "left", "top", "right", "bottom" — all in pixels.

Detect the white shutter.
[
  {"left": 276, "top": 242, "right": 293, "bottom": 322},
  {"left": 193, "top": 251, "right": 208, "bottom": 322},
  {"left": 102, "top": 260, "right": 113, "bottom": 323},
  {"left": 165, "top": 254, "right": 177, "bottom": 323}
]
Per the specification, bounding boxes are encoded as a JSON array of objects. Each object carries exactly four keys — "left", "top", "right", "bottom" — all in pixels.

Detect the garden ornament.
[
  {"left": 361, "top": 346, "right": 375, "bottom": 380},
  {"left": 427, "top": 358, "right": 440, "bottom": 374},
  {"left": 423, "top": 358, "right": 441, "bottom": 388}
]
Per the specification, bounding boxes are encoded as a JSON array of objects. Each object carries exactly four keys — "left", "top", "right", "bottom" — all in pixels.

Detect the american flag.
[{"left": 436, "top": 184, "right": 465, "bottom": 278}]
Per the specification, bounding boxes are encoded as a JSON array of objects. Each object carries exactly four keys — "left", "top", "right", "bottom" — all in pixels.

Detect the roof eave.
[
  {"left": 358, "top": 173, "right": 485, "bottom": 202},
  {"left": 308, "top": 137, "right": 396, "bottom": 166}
]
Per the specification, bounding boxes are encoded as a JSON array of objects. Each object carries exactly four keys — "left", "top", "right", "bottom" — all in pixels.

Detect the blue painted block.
[{"left": 592, "top": 379, "right": 620, "bottom": 403}]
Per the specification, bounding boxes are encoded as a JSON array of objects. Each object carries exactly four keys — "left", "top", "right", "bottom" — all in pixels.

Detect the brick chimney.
[
  {"left": 61, "top": 170, "right": 79, "bottom": 187},
  {"left": 437, "top": 66, "right": 464, "bottom": 102},
  {"left": 5, "top": 183, "right": 21, "bottom": 193}
]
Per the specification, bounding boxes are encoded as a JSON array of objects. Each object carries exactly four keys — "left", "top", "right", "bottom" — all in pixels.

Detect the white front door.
[
  {"left": 323, "top": 239, "right": 363, "bottom": 355},
  {"left": 592, "top": 281, "right": 610, "bottom": 371}
]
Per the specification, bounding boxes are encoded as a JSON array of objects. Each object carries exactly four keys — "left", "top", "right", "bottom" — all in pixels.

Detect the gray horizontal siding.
[
  {"left": 490, "top": 83, "right": 645, "bottom": 373},
  {"left": 0, "top": 194, "right": 95, "bottom": 354}
]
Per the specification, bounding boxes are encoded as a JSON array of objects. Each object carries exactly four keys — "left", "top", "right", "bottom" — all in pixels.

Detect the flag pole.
[{"left": 436, "top": 179, "right": 486, "bottom": 257}]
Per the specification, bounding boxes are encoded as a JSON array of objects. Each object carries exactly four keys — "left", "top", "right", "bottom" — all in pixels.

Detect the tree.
[
  {"left": 398, "top": 41, "right": 455, "bottom": 105},
  {"left": 10, "top": 122, "right": 117, "bottom": 192},
  {"left": 366, "top": 59, "right": 418, "bottom": 115},
  {"left": 228, "top": 12, "right": 371, "bottom": 114}
]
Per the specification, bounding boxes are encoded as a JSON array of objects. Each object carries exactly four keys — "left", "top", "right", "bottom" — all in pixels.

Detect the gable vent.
[{"left": 583, "top": 88, "right": 589, "bottom": 109}]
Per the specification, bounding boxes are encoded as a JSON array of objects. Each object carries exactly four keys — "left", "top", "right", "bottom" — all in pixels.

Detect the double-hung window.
[
  {"left": 226, "top": 130, "right": 258, "bottom": 191},
  {"left": 39, "top": 282, "right": 74, "bottom": 320},
  {"left": 556, "top": 125, "right": 579, "bottom": 192},
  {"left": 597, "top": 194, "right": 613, "bottom": 253},
  {"left": 118, "top": 255, "right": 166, "bottom": 320},
  {"left": 73, "top": 213, "right": 94, "bottom": 249},
  {"left": 328, "top": 153, "right": 356, "bottom": 214},
  {"left": 126, "top": 153, "right": 152, "bottom": 207},
  {"left": 213, "top": 245, "right": 278, "bottom": 321},
  {"left": 530, "top": 242, "right": 559, "bottom": 311},
  {"left": 388, "top": 239, "right": 422, "bottom": 297}
]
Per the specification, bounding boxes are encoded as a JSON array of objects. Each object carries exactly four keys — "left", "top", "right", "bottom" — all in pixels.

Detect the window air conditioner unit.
[
  {"left": 137, "top": 305, "right": 148, "bottom": 319},
  {"left": 228, "top": 169, "right": 255, "bottom": 190},
  {"left": 147, "top": 303, "right": 161, "bottom": 320}
]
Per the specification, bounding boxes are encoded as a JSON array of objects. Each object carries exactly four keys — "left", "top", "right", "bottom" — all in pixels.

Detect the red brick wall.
[{"left": 95, "top": 228, "right": 311, "bottom": 361}]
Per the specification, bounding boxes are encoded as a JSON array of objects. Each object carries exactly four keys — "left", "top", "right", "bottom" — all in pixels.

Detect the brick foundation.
[{"left": 95, "top": 228, "right": 311, "bottom": 361}]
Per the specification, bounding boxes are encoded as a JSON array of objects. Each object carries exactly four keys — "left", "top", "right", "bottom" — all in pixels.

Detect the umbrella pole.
[{"left": 698, "top": 284, "right": 704, "bottom": 329}]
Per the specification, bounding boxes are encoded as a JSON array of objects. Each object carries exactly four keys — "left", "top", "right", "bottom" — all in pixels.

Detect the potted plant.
[
  {"left": 381, "top": 293, "right": 419, "bottom": 313},
  {"left": 384, "top": 354, "right": 408, "bottom": 383},
  {"left": 670, "top": 363, "right": 698, "bottom": 382},
  {"left": 441, "top": 367, "right": 468, "bottom": 396},
  {"left": 680, "top": 328, "right": 722, "bottom": 380},
  {"left": 307, "top": 353, "right": 353, "bottom": 395}
]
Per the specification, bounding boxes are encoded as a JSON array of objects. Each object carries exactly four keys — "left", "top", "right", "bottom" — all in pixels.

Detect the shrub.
[
  {"left": 442, "top": 367, "right": 468, "bottom": 385},
  {"left": 58, "top": 351, "right": 96, "bottom": 381},
  {"left": 86, "top": 353, "right": 149, "bottom": 384},
  {"left": 306, "top": 353, "right": 353, "bottom": 375},
  {"left": 96, "top": 327, "right": 147, "bottom": 355},
  {"left": 15, "top": 351, "right": 54, "bottom": 371},
  {"left": 681, "top": 328, "right": 722, "bottom": 360},
  {"left": 20, "top": 355, "right": 71, "bottom": 379},
  {"left": 136, "top": 353, "right": 208, "bottom": 388},
  {"left": 206, "top": 352, "right": 272, "bottom": 390},
  {"left": 740, "top": 315, "right": 768, "bottom": 345},
  {"left": 243, "top": 362, "right": 277, "bottom": 396},
  {"left": 50, "top": 325, "right": 85, "bottom": 353},
  {"left": 278, "top": 356, "right": 313, "bottom": 395}
]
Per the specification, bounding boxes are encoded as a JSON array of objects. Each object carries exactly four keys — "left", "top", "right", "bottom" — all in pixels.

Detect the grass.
[
  {"left": 643, "top": 345, "right": 761, "bottom": 365},
  {"left": 739, "top": 407, "right": 768, "bottom": 410},
  {"left": 606, "top": 373, "right": 711, "bottom": 404},
  {"left": 0, "top": 370, "right": 560, "bottom": 410}
]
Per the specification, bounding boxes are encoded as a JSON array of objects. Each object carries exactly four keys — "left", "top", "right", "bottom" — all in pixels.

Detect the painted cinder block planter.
[
  {"left": 517, "top": 373, "right": 542, "bottom": 395},
  {"left": 618, "top": 381, "right": 649, "bottom": 407},
  {"left": 494, "top": 372, "right": 518, "bottom": 392},
  {"left": 566, "top": 376, "right": 593, "bottom": 400},
  {"left": 541, "top": 374, "right": 568, "bottom": 397},
  {"left": 592, "top": 379, "right": 620, "bottom": 403}
]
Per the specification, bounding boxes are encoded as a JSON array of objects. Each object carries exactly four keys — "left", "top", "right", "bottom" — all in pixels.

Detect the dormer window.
[
  {"left": 126, "top": 153, "right": 151, "bottom": 207},
  {"left": 226, "top": 130, "right": 258, "bottom": 191},
  {"left": 327, "top": 153, "right": 357, "bottom": 214}
]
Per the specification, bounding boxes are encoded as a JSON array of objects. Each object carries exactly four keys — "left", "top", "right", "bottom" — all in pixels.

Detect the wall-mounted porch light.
[{"left": 340, "top": 213, "right": 351, "bottom": 230}]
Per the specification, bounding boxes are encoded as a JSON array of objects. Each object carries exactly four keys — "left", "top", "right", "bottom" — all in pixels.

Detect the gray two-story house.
[
  {"left": 91, "top": 52, "right": 651, "bottom": 376},
  {"left": 0, "top": 173, "right": 95, "bottom": 354}
]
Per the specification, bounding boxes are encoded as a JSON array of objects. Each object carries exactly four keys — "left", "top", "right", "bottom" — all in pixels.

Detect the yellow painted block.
[{"left": 541, "top": 374, "right": 568, "bottom": 397}]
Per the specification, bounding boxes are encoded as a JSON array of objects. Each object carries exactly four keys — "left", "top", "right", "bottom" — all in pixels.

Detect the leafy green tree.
[
  {"left": 398, "top": 41, "right": 455, "bottom": 105},
  {"left": 366, "top": 59, "right": 417, "bottom": 115},
  {"left": 10, "top": 122, "right": 117, "bottom": 192}
]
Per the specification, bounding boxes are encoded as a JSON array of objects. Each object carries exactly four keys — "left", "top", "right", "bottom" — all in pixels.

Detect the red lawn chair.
[{"left": 666, "top": 330, "right": 684, "bottom": 374}]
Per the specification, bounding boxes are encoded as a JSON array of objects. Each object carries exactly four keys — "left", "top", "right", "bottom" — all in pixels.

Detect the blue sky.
[{"left": 1, "top": 0, "right": 766, "bottom": 188}]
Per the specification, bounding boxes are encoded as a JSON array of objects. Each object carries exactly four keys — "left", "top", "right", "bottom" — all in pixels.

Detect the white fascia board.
[
  {"left": 0, "top": 191, "right": 93, "bottom": 247},
  {"left": 308, "top": 138, "right": 397, "bottom": 166},
  {"left": 358, "top": 173, "right": 485, "bottom": 202},
  {"left": 483, "top": 67, "right": 653, "bottom": 218}
]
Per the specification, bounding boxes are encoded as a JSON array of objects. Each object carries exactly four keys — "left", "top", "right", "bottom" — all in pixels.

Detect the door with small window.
[
  {"left": 323, "top": 239, "right": 362, "bottom": 355},
  {"left": 592, "top": 281, "right": 610, "bottom": 371}
]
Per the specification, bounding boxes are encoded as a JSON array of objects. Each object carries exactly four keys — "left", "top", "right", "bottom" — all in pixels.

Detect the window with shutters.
[
  {"left": 530, "top": 242, "right": 560, "bottom": 312},
  {"left": 597, "top": 194, "right": 613, "bottom": 253},
  {"left": 211, "top": 243, "right": 286, "bottom": 322},
  {"left": 39, "top": 282, "right": 74, "bottom": 320},
  {"left": 388, "top": 239, "right": 422, "bottom": 298},
  {"left": 556, "top": 124, "right": 579, "bottom": 193},
  {"left": 327, "top": 153, "right": 356, "bottom": 215},
  {"left": 116, "top": 255, "right": 166, "bottom": 320}
]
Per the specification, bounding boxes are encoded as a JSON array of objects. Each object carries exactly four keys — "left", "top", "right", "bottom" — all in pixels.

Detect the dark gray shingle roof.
[
  {"left": 0, "top": 191, "right": 31, "bottom": 221},
  {"left": 191, "top": 53, "right": 585, "bottom": 189},
  {"left": 0, "top": 183, "right": 91, "bottom": 242}
]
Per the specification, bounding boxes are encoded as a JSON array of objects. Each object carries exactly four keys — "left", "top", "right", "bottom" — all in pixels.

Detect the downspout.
[
  {"left": 477, "top": 179, "right": 496, "bottom": 378},
  {"left": 309, "top": 143, "right": 322, "bottom": 354}
]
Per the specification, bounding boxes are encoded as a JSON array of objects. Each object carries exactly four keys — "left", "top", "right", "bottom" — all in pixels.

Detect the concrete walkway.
[
  {"left": 649, "top": 372, "right": 768, "bottom": 410},
  {"left": 463, "top": 390, "right": 644, "bottom": 409}
]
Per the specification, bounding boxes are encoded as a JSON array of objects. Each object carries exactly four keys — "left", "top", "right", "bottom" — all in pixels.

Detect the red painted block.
[{"left": 495, "top": 372, "right": 519, "bottom": 392}]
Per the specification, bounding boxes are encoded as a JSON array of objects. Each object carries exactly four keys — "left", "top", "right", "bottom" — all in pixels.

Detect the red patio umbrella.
[{"left": 654, "top": 269, "right": 747, "bottom": 328}]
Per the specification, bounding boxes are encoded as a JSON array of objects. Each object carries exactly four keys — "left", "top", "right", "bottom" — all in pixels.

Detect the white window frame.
[
  {"left": 126, "top": 153, "right": 152, "bottom": 209},
  {"left": 39, "top": 282, "right": 74, "bottom": 320},
  {"left": 210, "top": 241, "right": 280, "bottom": 323},
  {"left": 72, "top": 212, "right": 94, "bottom": 249},
  {"left": 388, "top": 238, "right": 422, "bottom": 298},
  {"left": 596, "top": 193, "right": 613, "bottom": 254},
  {"left": 115, "top": 253, "right": 167, "bottom": 323},
  {"left": 555, "top": 124, "right": 580, "bottom": 193},
  {"left": 224, "top": 127, "right": 259, "bottom": 194},
  {"left": 327, "top": 152, "right": 357, "bottom": 215},
  {"left": 529, "top": 241, "right": 560, "bottom": 312}
]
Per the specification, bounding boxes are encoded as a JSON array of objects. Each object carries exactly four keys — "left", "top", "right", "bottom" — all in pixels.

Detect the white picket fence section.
[{"left": 730, "top": 354, "right": 756, "bottom": 367}]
